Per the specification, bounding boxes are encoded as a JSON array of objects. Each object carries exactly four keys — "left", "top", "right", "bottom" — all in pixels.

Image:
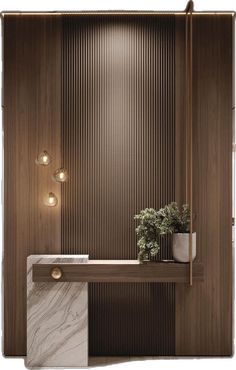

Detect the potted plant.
[
  {"left": 134, "top": 208, "right": 160, "bottom": 263},
  {"left": 156, "top": 202, "right": 196, "bottom": 263}
]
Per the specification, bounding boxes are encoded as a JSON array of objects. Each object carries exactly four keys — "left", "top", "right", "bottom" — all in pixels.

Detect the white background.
[{"left": 0, "top": 1, "right": 235, "bottom": 369}]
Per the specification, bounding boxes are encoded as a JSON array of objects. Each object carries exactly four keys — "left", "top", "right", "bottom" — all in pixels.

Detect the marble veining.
[{"left": 26, "top": 255, "right": 88, "bottom": 368}]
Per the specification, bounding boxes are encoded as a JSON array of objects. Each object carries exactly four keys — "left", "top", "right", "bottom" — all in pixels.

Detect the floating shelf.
[{"left": 32, "top": 260, "right": 204, "bottom": 283}]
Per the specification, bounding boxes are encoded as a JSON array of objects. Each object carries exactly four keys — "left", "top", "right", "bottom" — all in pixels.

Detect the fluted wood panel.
[{"left": 61, "top": 15, "right": 175, "bottom": 355}]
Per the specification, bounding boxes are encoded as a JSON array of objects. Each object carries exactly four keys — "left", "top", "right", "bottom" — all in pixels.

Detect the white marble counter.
[{"left": 26, "top": 255, "right": 88, "bottom": 368}]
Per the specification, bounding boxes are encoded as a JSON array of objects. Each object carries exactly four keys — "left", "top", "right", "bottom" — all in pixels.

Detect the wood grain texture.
[
  {"left": 3, "top": 13, "right": 233, "bottom": 358},
  {"left": 61, "top": 15, "right": 176, "bottom": 259},
  {"left": 3, "top": 15, "right": 62, "bottom": 356},
  {"left": 32, "top": 262, "right": 204, "bottom": 283},
  {"left": 61, "top": 15, "right": 176, "bottom": 356},
  {"left": 175, "top": 15, "right": 233, "bottom": 356}
]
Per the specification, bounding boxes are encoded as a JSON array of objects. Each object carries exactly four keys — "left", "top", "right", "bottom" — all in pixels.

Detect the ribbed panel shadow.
[{"left": 61, "top": 15, "right": 175, "bottom": 355}]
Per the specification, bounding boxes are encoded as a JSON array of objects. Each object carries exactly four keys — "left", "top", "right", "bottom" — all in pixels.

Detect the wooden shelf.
[{"left": 32, "top": 260, "right": 204, "bottom": 283}]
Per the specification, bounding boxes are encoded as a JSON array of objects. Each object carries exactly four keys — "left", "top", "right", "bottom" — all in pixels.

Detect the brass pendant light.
[
  {"left": 35, "top": 150, "right": 52, "bottom": 166},
  {"left": 52, "top": 167, "right": 69, "bottom": 183},
  {"left": 44, "top": 192, "right": 58, "bottom": 207}
]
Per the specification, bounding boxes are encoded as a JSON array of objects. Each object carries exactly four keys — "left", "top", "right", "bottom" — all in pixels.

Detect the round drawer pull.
[{"left": 51, "top": 267, "right": 63, "bottom": 280}]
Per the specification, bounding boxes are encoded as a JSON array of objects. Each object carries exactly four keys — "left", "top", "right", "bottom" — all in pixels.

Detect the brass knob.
[{"left": 51, "top": 267, "right": 63, "bottom": 280}]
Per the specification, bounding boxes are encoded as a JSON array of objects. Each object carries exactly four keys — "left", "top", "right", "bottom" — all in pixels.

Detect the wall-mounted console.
[
  {"left": 27, "top": 255, "right": 204, "bottom": 366},
  {"left": 32, "top": 260, "right": 204, "bottom": 283}
]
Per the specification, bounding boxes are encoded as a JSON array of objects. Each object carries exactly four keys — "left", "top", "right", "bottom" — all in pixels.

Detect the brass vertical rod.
[
  {"left": 185, "top": 1, "right": 193, "bottom": 286},
  {"left": 189, "top": 8, "right": 193, "bottom": 286},
  {"left": 185, "top": 10, "right": 189, "bottom": 204}
]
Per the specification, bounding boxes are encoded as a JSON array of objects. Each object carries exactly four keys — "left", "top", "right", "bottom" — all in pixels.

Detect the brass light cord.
[{"left": 185, "top": 1, "right": 194, "bottom": 286}]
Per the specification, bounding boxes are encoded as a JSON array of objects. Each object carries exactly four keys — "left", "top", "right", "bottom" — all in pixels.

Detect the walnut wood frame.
[{"left": 32, "top": 262, "right": 204, "bottom": 283}]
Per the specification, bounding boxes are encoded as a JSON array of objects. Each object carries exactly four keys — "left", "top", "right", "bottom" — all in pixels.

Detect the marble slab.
[{"left": 26, "top": 255, "right": 89, "bottom": 368}]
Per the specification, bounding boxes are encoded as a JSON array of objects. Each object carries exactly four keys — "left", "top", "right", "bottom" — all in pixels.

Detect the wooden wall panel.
[
  {"left": 61, "top": 15, "right": 176, "bottom": 355},
  {"left": 175, "top": 15, "right": 233, "bottom": 356},
  {"left": 3, "top": 12, "right": 233, "bottom": 358},
  {"left": 3, "top": 15, "right": 61, "bottom": 356}
]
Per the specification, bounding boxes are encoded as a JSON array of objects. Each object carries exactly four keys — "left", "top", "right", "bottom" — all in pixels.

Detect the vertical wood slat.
[
  {"left": 175, "top": 15, "right": 233, "bottom": 356},
  {"left": 61, "top": 15, "right": 175, "bottom": 355},
  {"left": 3, "top": 15, "right": 62, "bottom": 356}
]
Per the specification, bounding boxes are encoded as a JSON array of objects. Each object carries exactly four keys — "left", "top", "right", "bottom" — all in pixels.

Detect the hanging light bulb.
[
  {"left": 35, "top": 150, "right": 52, "bottom": 166},
  {"left": 44, "top": 192, "right": 58, "bottom": 207},
  {"left": 52, "top": 168, "right": 69, "bottom": 183}
]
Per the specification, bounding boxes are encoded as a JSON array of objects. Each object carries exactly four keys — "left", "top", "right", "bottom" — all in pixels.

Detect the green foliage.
[
  {"left": 134, "top": 208, "right": 160, "bottom": 262},
  {"left": 157, "top": 202, "right": 190, "bottom": 234},
  {"left": 134, "top": 203, "right": 190, "bottom": 262}
]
